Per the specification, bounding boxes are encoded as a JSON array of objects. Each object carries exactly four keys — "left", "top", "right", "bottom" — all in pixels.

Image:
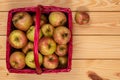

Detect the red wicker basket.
[{"left": 6, "top": 5, "right": 72, "bottom": 74}]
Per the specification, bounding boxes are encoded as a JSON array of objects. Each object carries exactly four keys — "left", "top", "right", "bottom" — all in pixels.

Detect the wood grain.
[
  {"left": 1, "top": 60, "right": 120, "bottom": 80},
  {"left": 1, "top": 0, "right": 120, "bottom": 11},
  {"left": 0, "top": 12, "right": 7, "bottom": 36},
  {"left": 1, "top": 12, "right": 120, "bottom": 35},
  {"left": 73, "top": 36, "right": 120, "bottom": 59},
  {"left": 2, "top": 36, "right": 120, "bottom": 59},
  {"left": 0, "top": 36, "right": 6, "bottom": 59}
]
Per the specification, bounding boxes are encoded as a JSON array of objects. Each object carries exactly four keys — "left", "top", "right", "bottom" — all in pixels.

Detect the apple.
[
  {"left": 53, "top": 26, "right": 71, "bottom": 44},
  {"left": 9, "top": 30, "right": 27, "bottom": 49},
  {"left": 38, "top": 37, "right": 56, "bottom": 55},
  {"left": 43, "top": 54, "right": 59, "bottom": 69},
  {"left": 26, "top": 26, "right": 35, "bottom": 42},
  {"left": 12, "top": 12, "right": 33, "bottom": 31},
  {"left": 49, "top": 12, "right": 67, "bottom": 27},
  {"left": 22, "top": 41, "right": 34, "bottom": 54},
  {"left": 26, "top": 26, "right": 42, "bottom": 42},
  {"left": 41, "top": 24, "right": 54, "bottom": 37},
  {"left": 75, "top": 12, "right": 89, "bottom": 25},
  {"left": 25, "top": 51, "right": 43, "bottom": 69},
  {"left": 55, "top": 44, "right": 67, "bottom": 56},
  {"left": 59, "top": 56, "right": 68, "bottom": 68},
  {"left": 10, "top": 51, "right": 25, "bottom": 69},
  {"left": 33, "top": 14, "right": 47, "bottom": 26}
]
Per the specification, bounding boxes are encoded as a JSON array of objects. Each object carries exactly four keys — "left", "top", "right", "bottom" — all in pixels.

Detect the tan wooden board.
[
  {"left": 0, "top": 12, "right": 7, "bottom": 35},
  {"left": 0, "top": 0, "right": 120, "bottom": 11},
  {"left": 73, "top": 36, "right": 120, "bottom": 59},
  {"left": 1, "top": 60, "right": 120, "bottom": 80},
  {"left": 1, "top": 36, "right": 120, "bottom": 59},
  {"left": 0, "top": 36, "right": 6, "bottom": 59},
  {"left": 1, "top": 12, "right": 120, "bottom": 35}
]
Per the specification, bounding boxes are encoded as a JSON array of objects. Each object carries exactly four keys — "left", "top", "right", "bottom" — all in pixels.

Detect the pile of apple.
[{"left": 9, "top": 11, "right": 71, "bottom": 70}]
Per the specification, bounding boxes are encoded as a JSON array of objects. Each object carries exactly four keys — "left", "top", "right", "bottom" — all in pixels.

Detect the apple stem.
[
  {"left": 62, "top": 33, "right": 68, "bottom": 38},
  {"left": 14, "top": 37, "right": 19, "bottom": 41},
  {"left": 13, "top": 19, "right": 18, "bottom": 23},
  {"left": 12, "top": 62, "right": 18, "bottom": 68},
  {"left": 46, "top": 29, "right": 50, "bottom": 32},
  {"left": 19, "top": 15, "right": 24, "bottom": 19},
  {"left": 49, "top": 57, "right": 53, "bottom": 61},
  {"left": 48, "top": 44, "right": 51, "bottom": 49},
  {"left": 30, "top": 60, "right": 34, "bottom": 63},
  {"left": 60, "top": 47, "right": 65, "bottom": 51},
  {"left": 60, "top": 19, "right": 65, "bottom": 25}
]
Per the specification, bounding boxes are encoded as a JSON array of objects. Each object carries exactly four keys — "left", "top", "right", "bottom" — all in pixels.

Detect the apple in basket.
[
  {"left": 59, "top": 56, "right": 68, "bottom": 68},
  {"left": 49, "top": 12, "right": 67, "bottom": 27},
  {"left": 22, "top": 41, "right": 34, "bottom": 54},
  {"left": 12, "top": 12, "right": 33, "bottom": 31},
  {"left": 41, "top": 24, "right": 54, "bottom": 37},
  {"left": 43, "top": 54, "right": 59, "bottom": 69},
  {"left": 53, "top": 26, "right": 71, "bottom": 44},
  {"left": 55, "top": 44, "right": 67, "bottom": 56},
  {"left": 9, "top": 30, "right": 27, "bottom": 49},
  {"left": 33, "top": 14, "right": 47, "bottom": 26},
  {"left": 10, "top": 51, "right": 26, "bottom": 69},
  {"left": 25, "top": 51, "right": 43, "bottom": 69},
  {"left": 26, "top": 26, "right": 43, "bottom": 42},
  {"left": 38, "top": 37, "right": 56, "bottom": 55}
]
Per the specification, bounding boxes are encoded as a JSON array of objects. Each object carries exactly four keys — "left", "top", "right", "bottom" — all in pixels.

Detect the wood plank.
[
  {"left": 1, "top": 12, "right": 120, "bottom": 35},
  {"left": 0, "top": 36, "right": 6, "bottom": 59},
  {"left": 0, "top": 12, "right": 7, "bottom": 35},
  {"left": 1, "top": 60, "right": 120, "bottom": 80},
  {"left": 73, "top": 12, "right": 120, "bottom": 35},
  {"left": 0, "top": 0, "right": 120, "bottom": 11},
  {"left": 2, "top": 36, "right": 120, "bottom": 59},
  {"left": 73, "top": 36, "right": 120, "bottom": 59}
]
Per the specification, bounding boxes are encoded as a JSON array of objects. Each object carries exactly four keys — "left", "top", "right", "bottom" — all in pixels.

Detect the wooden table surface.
[{"left": 1, "top": 0, "right": 120, "bottom": 80}]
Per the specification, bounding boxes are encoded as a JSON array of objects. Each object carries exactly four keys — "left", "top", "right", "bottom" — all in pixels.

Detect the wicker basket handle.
[{"left": 34, "top": 5, "right": 43, "bottom": 74}]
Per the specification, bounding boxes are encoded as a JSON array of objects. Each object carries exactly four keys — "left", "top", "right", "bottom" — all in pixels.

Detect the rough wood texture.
[
  {"left": 1, "top": 0, "right": 120, "bottom": 11},
  {"left": 1, "top": 60, "right": 120, "bottom": 80},
  {"left": 0, "top": 36, "right": 6, "bottom": 59},
  {"left": 73, "top": 36, "right": 120, "bottom": 59},
  {"left": 0, "top": 12, "right": 7, "bottom": 35}
]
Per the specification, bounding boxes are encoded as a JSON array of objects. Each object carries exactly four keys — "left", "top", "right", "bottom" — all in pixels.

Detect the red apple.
[
  {"left": 22, "top": 41, "right": 34, "bottom": 54},
  {"left": 59, "top": 56, "right": 68, "bottom": 68},
  {"left": 75, "top": 12, "right": 89, "bottom": 25},
  {"left": 43, "top": 54, "right": 59, "bottom": 69},
  {"left": 10, "top": 51, "right": 25, "bottom": 69},
  {"left": 55, "top": 44, "right": 67, "bottom": 56},
  {"left": 49, "top": 12, "right": 67, "bottom": 27},
  {"left": 38, "top": 37, "right": 56, "bottom": 55},
  {"left": 33, "top": 14, "right": 47, "bottom": 26},
  {"left": 12, "top": 12, "right": 33, "bottom": 31},
  {"left": 9, "top": 30, "right": 27, "bottom": 49},
  {"left": 41, "top": 24, "right": 54, "bottom": 37},
  {"left": 53, "top": 26, "right": 71, "bottom": 44}
]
